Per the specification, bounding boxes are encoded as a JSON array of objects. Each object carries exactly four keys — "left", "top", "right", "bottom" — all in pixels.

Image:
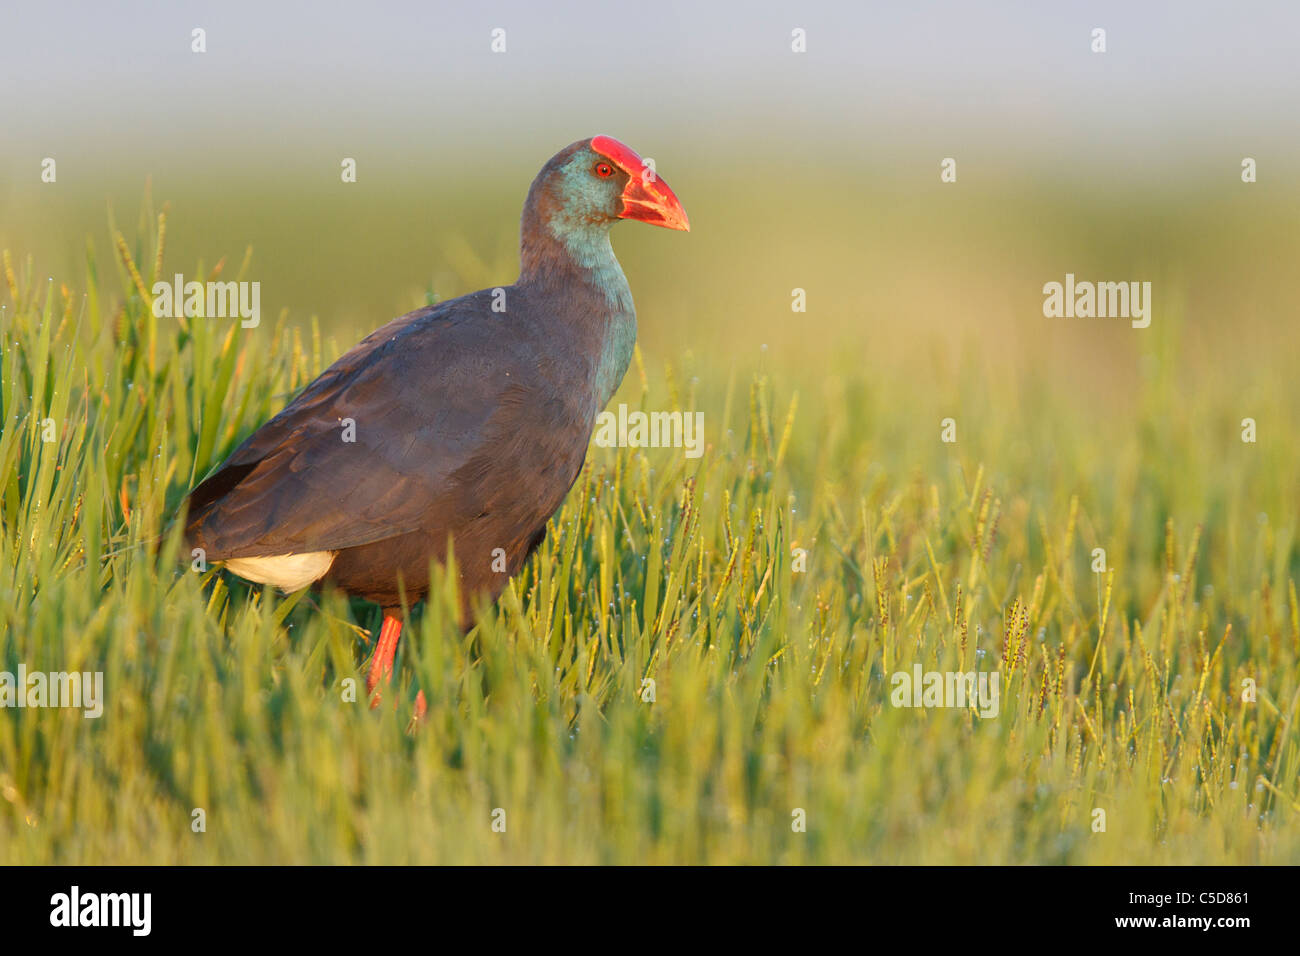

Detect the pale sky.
[{"left": 3, "top": 0, "right": 1297, "bottom": 172}]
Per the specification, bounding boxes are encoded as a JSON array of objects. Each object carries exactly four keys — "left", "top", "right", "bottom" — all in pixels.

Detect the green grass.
[{"left": 1, "top": 200, "right": 1298, "bottom": 865}]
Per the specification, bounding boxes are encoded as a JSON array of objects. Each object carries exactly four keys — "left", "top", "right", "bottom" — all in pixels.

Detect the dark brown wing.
[{"left": 185, "top": 290, "right": 524, "bottom": 559}]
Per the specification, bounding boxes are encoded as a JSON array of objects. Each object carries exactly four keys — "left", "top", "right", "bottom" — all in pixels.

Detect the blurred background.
[
  {"left": 2, "top": 0, "right": 1298, "bottom": 427},
  {"left": 3, "top": 0, "right": 1299, "bottom": 866}
]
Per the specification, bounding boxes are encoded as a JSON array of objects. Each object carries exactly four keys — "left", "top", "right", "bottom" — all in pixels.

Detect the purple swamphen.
[{"left": 184, "top": 136, "right": 689, "bottom": 713}]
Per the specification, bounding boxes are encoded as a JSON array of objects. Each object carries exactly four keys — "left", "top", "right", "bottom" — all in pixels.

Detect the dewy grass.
[{"left": 0, "top": 206, "right": 1296, "bottom": 864}]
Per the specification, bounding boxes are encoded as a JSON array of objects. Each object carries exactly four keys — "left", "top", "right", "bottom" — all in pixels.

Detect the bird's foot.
[{"left": 404, "top": 690, "right": 428, "bottom": 733}]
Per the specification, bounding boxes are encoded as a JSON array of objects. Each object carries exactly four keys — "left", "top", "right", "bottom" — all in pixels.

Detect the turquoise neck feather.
[{"left": 547, "top": 222, "right": 637, "bottom": 407}]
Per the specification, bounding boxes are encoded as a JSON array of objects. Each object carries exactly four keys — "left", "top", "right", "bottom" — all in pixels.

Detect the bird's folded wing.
[{"left": 186, "top": 298, "right": 508, "bottom": 559}]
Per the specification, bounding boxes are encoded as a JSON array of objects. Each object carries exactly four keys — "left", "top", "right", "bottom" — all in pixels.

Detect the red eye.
[{"left": 594, "top": 162, "right": 614, "bottom": 178}]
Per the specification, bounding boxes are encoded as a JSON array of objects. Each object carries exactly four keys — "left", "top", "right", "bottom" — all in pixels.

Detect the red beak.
[
  {"left": 591, "top": 134, "right": 690, "bottom": 232},
  {"left": 619, "top": 173, "right": 690, "bottom": 232}
]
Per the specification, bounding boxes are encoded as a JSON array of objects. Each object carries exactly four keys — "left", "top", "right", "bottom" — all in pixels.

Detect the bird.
[{"left": 183, "top": 135, "right": 689, "bottom": 715}]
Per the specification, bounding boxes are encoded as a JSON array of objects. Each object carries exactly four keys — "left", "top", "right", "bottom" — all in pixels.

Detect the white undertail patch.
[{"left": 224, "top": 551, "right": 336, "bottom": 592}]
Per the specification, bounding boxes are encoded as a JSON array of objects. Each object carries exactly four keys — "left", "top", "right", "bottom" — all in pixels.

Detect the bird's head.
[{"left": 525, "top": 136, "right": 690, "bottom": 248}]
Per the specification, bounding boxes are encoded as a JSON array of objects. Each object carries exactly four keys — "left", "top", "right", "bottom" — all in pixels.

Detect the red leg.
[{"left": 366, "top": 613, "right": 402, "bottom": 708}]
